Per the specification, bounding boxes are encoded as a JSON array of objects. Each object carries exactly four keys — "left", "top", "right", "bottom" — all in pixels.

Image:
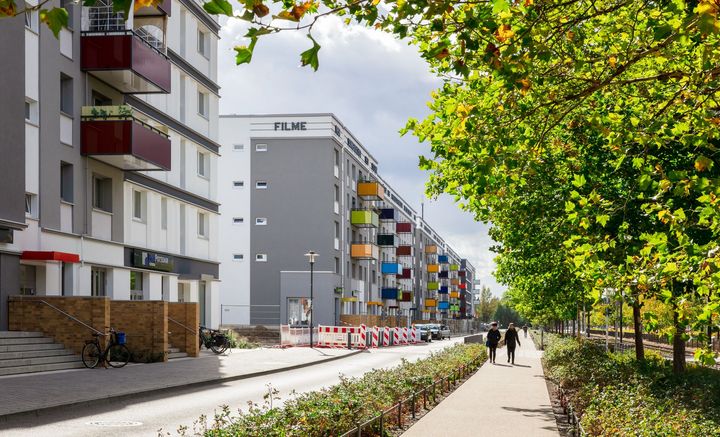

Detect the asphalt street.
[{"left": 0, "top": 337, "right": 464, "bottom": 436}]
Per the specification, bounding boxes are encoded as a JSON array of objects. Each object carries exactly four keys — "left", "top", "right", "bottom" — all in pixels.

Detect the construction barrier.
[
  {"left": 280, "top": 325, "right": 316, "bottom": 347},
  {"left": 383, "top": 327, "right": 391, "bottom": 346},
  {"left": 393, "top": 327, "right": 400, "bottom": 345},
  {"left": 282, "top": 324, "right": 423, "bottom": 349},
  {"left": 371, "top": 326, "right": 380, "bottom": 348},
  {"left": 410, "top": 327, "right": 417, "bottom": 343}
]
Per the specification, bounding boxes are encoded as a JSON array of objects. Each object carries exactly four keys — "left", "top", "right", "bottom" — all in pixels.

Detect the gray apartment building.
[{"left": 219, "top": 114, "right": 476, "bottom": 327}]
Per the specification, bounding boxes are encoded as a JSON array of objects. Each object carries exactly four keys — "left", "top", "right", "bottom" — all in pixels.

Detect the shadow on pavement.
[{"left": 501, "top": 405, "right": 556, "bottom": 422}]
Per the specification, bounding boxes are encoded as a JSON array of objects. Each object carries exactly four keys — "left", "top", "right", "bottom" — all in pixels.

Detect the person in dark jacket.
[
  {"left": 486, "top": 321, "right": 501, "bottom": 364},
  {"left": 504, "top": 323, "right": 521, "bottom": 364},
  {"left": 522, "top": 325, "right": 528, "bottom": 338}
]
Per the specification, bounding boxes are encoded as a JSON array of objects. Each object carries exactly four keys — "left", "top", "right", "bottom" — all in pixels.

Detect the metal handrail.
[
  {"left": 167, "top": 316, "right": 195, "bottom": 335},
  {"left": 33, "top": 299, "right": 104, "bottom": 336}
]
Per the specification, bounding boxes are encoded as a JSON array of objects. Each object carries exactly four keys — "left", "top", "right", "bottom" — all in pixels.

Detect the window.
[
  {"left": 197, "top": 28, "right": 209, "bottom": 58},
  {"left": 197, "top": 90, "right": 209, "bottom": 118},
  {"left": 255, "top": 143, "right": 268, "bottom": 152},
  {"left": 255, "top": 181, "right": 268, "bottom": 189},
  {"left": 335, "top": 257, "right": 340, "bottom": 274},
  {"left": 198, "top": 212, "right": 208, "bottom": 238},
  {"left": 232, "top": 217, "right": 244, "bottom": 224},
  {"left": 60, "top": 162, "right": 73, "bottom": 203},
  {"left": 255, "top": 217, "right": 267, "bottom": 226},
  {"left": 91, "top": 267, "right": 106, "bottom": 297},
  {"left": 60, "top": 74, "right": 73, "bottom": 114},
  {"left": 25, "top": 99, "right": 38, "bottom": 123},
  {"left": 92, "top": 176, "right": 112, "bottom": 212},
  {"left": 24, "top": 3, "right": 38, "bottom": 31},
  {"left": 233, "top": 254, "right": 244, "bottom": 261},
  {"left": 161, "top": 198, "right": 168, "bottom": 230},
  {"left": 197, "top": 151, "right": 208, "bottom": 177},
  {"left": 334, "top": 221, "right": 340, "bottom": 239},
  {"left": 334, "top": 149, "right": 340, "bottom": 166},
  {"left": 130, "top": 271, "right": 143, "bottom": 300},
  {"left": 132, "top": 190, "right": 144, "bottom": 221},
  {"left": 334, "top": 125, "right": 341, "bottom": 136},
  {"left": 25, "top": 193, "right": 37, "bottom": 218},
  {"left": 233, "top": 144, "right": 244, "bottom": 151},
  {"left": 255, "top": 253, "right": 267, "bottom": 262},
  {"left": 232, "top": 180, "right": 244, "bottom": 188}
]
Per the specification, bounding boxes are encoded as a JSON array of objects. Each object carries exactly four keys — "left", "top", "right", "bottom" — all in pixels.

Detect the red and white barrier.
[
  {"left": 359, "top": 324, "right": 367, "bottom": 348},
  {"left": 371, "top": 326, "right": 379, "bottom": 348},
  {"left": 317, "top": 325, "right": 355, "bottom": 347},
  {"left": 392, "top": 327, "right": 400, "bottom": 345},
  {"left": 283, "top": 324, "right": 421, "bottom": 349},
  {"left": 383, "top": 327, "right": 391, "bottom": 346},
  {"left": 410, "top": 327, "right": 417, "bottom": 343},
  {"left": 280, "top": 325, "right": 315, "bottom": 347}
]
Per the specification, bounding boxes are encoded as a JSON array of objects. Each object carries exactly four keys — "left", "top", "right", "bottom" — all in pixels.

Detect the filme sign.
[
  {"left": 274, "top": 121, "right": 307, "bottom": 131},
  {"left": 132, "top": 249, "right": 173, "bottom": 272}
]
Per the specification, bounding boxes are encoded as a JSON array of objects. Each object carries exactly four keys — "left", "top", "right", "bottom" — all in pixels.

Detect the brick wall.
[
  {"left": 8, "top": 296, "right": 110, "bottom": 355},
  {"left": 168, "top": 302, "right": 199, "bottom": 357},
  {"left": 110, "top": 301, "right": 168, "bottom": 363}
]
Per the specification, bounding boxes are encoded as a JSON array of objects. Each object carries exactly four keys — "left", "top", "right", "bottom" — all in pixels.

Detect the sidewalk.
[
  {"left": 0, "top": 346, "right": 359, "bottom": 418},
  {"left": 403, "top": 333, "right": 558, "bottom": 437}
]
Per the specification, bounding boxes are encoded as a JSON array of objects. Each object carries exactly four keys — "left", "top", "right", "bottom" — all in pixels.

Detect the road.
[{"left": 0, "top": 338, "right": 464, "bottom": 436}]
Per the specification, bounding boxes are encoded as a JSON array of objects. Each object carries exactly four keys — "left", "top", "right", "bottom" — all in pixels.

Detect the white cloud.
[{"left": 218, "top": 16, "right": 505, "bottom": 296}]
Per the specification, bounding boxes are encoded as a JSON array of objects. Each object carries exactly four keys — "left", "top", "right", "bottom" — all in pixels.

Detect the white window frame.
[
  {"left": 25, "top": 99, "right": 38, "bottom": 124},
  {"left": 132, "top": 190, "right": 144, "bottom": 222},
  {"left": 197, "top": 211, "right": 208, "bottom": 238},
  {"left": 197, "top": 150, "right": 208, "bottom": 178},
  {"left": 197, "top": 90, "right": 209, "bottom": 119},
  {"left": 255, "top": 181, "right": 268, "bottom": 189},
  {"left": 255, "top": 143, "right": 268, "bottom": 152},
  {"left": 232, "top": 254, "right": 244, "bottom": 262},
  {"left": 255, "top": 217, "right": 267, "bottom": 226},
  {"left": 232, "top": 180, "right": 244, "bottom": 189},
  {"left": 25, "top": 193, "right": 37, "bottom": 219},
  {"left": 161, "top": 197, "right": 168, "bottom": 230},
  {"left": 24, "top": 4, "right": 38, "bottom": 32},
  {"left": 255, "top": 254, "right": 268, "bottom": 262},
  {"left": 197, "top": 28, "right": 209, "bottom": 59}
]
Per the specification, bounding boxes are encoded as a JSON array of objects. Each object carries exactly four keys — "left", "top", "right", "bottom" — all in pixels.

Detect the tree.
[{"left": 475, "top": 285, "right": 498, "bottom": 321}]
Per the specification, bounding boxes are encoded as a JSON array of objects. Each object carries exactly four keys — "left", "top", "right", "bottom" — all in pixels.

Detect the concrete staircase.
[
  {"left": 167, "top": 345, "right": 188, "bottom": 360},
  {"left": 0, "top": 331, "right": 84, "bottom": 376}
]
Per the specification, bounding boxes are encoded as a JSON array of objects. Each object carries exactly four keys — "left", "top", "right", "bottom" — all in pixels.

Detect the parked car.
[
  {"left": 439, "top": 325, "right": 451, "bottom": 340},
  {"left": 429, "top": 324, "right": 451, "bottom": 340},
  {"left": 415, "top": 324, "right": 433, "bottom": 342},
  {"left": 427, "top": 324, "right": 442, "bottom": 340}
]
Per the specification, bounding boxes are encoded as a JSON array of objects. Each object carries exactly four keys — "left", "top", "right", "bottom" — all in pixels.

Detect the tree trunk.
[
  {"left": 672, "top": 303, "right": 686, "bottom": 374},
  {"left": 632, "top": 299, "right": 645, "bottom": 362}
]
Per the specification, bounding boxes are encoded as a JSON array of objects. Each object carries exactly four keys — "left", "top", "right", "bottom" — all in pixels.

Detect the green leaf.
[
  {"left": 572, "top": 174, "right": 586, "bottom": 188},
  {"left": 662, "top": 262, "right": 677, "bottom": 273},
  {"left": 596, "top": 215, "right": 609, "bottom": 227},
  {"left": 111, "top": 0, "right": 132, "bottom": 17},
  {"left": 40, "top": 7, "right": 68, "bottom": 38},
  {"left": 203, "top": 0, "right": 234, "bottom": 16},
  {"left": 300, "top": 35, "right": 321, "bottom": 71},
  {"left": 492, "top": 0, "right": 509, "bottom": 14},
  {"left": 234, "top": 45, "right": 253, "bottom": 65}
]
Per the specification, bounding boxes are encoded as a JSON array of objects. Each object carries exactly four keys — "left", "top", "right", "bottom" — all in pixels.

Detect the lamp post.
[{"left": 304, "top": 251, "right": 318, "bottom": 347}]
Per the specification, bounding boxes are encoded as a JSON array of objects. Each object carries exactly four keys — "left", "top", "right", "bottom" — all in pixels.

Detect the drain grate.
[{"left": 86, "top": 421, "right": 143, "bottom": 427}]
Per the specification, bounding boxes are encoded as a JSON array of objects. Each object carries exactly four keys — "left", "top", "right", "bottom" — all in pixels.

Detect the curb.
[{"left": 0, "top": 348, "right": 364, "bottom": 423}]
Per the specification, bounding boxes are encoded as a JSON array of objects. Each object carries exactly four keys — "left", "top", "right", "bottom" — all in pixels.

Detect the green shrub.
[
  {"left": 197, "top": 344, "right": 486, "bottom": 436},
  {"left": 225, "top": 330, "right": 259, "bottom": 349}
]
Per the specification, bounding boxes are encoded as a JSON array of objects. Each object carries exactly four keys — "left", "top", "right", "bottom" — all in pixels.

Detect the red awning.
[{"left": 21, "top": 251, "right": 80, "bottom": 263}]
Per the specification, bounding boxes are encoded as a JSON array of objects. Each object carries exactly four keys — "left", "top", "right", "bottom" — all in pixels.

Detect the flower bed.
[
  {"left": 195, "top": 344, "right": 486, "bottom": 436},
  {"left": 542, "top": 335, "right": 720, "bottom": 436}
]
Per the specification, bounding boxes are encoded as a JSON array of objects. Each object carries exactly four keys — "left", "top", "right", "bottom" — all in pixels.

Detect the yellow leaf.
[
  {"left": 372, "top": 0, "right": 381, "bottom": 5},
  {"left": 524, "top": 0, "right": 533, "bottom": 5},
  {"left": 134, "top": 0, "right": 156, "bottom": 11},
  {"left": 609, "top": 56, "right": 617, "bottom": 68},
  {"left": 495, "top": 24, "right": 514, "bottom": 43}
]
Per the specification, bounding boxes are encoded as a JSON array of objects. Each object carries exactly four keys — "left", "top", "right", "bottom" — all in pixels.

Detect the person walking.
[
  {"left": 504, "top": 323, "right": 521, "bottom": 364},
  {"left": 522, "top": 325, "right": 528, "bottom": 338},
  {"left": 486, "top": 321, "right": 501, "bottom": 364}
]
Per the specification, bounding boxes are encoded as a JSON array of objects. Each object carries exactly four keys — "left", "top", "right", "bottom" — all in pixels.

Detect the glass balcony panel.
[
  {"left": 381, "top": 262, "right": 403, "bottom": 275},
  {"left": 357, "top": 181, "right": 385, "bottom": 200},
  {"left": 379, "top": 208, "right": 395, "bottom": 220},
  {"left": 424, "top": 245, "right": 438, "bottom": 254},
  {"left": 376, "top": 234, "right": 396, "bottom": 247},
  {"left": 428, "top": 282, "right": 439, "bottom": 290},
  {"left": 425, "top": 298, "right": 437, "bottom": 307},
  {"left": 350, "top": 243, "right": 379, "bottom": 259}
]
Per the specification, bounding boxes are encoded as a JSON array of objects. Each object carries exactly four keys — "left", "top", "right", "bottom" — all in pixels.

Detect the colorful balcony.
[
  {"left": 425, "top": 298, "right": 437, "bottom": 307},
  {"left": 427, "top": 264, "right": 439, "bottom": 273},
  {"left": 81, "top": 105, "right": 170, "bottom": 171},
  {"left": 351, "top": 243, "right": 379, "bottom": 260},
  {"left": 81, "top": 31, "right": 171, "bottom": 94},
  {"left": 438, "top": 270, "right": 449, "bottom": 278},
  {"left": 428, "top": 282, "right": 439, "bottom": 291},
  {"left": 399, "top": 291, "right": 412, "bottom": 302},
  {"left": 439, "top": 286, "right": 449, "bottom": 294},
  {"left": 381, "top": 287, "right": 401, "bottom": 300},
  {"left": 459, "top": 283, "right": 467, "bottom": 289},
  {"left": 450, "top": 291, "right": 460, "bottom": 298},
  {"left": 351, "top": 209, "right": 379, "bottom": 228},
  {"left": 438, "top": 301, "right": 450, "bottom": 310},
  {"left": 381, "top": 262, "right": 403, "bottom": 275},
  {"left": 450, "top": 278, "right": 460, "bottom": 285},
  {"left": 379, "top": 208, "right": 395, "bottom": 220},
  {"left": 438, "top": 255, "right": 449, "bottom": 264},
  {"left": 450, "top": 304, "right": 460, "bottom": 312},
  {"left": 377, "top": 234, "right": 397, "bottom": 247},
  {"left": 458, "top": 270, "right": 466, "bottom": 277},
  {"left": 398, "top": 268, "right": 412, "bottom": 279},
  {"left": 396, "top": 222, "right": 412, "bottom": 233},
  {"left": 357, "top": 181, "right": 385, "bottom": 200},
  {"left": 424, "top": 245, "right": 438, "bottom": 254},
  {"left": 396, "top": 245, "right": 413, "bottom": 257},
  {"left": 450, "top": 264, "right": 459, "bottom": 271}
]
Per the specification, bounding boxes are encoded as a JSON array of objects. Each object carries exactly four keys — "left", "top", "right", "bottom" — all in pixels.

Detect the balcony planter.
[
  {"left": 381, "top": 262, "right": 403, "bottom": 275},
  {"left": 351, "top": 210, "right": 379, "bottom": 228}
]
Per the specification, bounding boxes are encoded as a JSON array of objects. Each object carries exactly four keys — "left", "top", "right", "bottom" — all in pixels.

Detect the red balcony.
[
  {"left": 81, "top": 31, "right": 171, "bottom": 94},
  {"left": 398, "top": 268, "right": 412, "bottom": 279},
  {"left": 396, "top": 222, "right": 412, "bottom": 233},
  {"left": 81, "top": 106, "right": 170, "bottom": 171},
  {"left": 396, "top": 245, "right": 413, "bottom": 257}
]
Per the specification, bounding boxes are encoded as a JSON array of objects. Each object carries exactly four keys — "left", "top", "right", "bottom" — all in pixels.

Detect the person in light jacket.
[
  {"left": 504, "top": 323, "right": 521, "bottom": 364},
  {"left": 486, "top": 321, "right": 501, "bottom": 364}
]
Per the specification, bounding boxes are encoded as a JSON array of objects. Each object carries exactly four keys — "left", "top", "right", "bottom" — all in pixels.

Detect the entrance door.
[{"left": 198, "top": 281, "right": 206, "bottom": 326}]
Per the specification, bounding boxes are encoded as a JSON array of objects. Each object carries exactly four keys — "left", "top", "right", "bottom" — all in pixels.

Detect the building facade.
[
  {"left": 0, "top": 0, "right": 221, "bottom": 329},
  {"left": 219, "top": 113, "right": 474, "bottom": 327}
]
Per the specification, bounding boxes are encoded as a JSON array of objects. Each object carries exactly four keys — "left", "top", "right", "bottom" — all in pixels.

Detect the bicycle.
[
  {"left": 82, "top": 327, "right": 131, "bottom": 368},
  {"left": 199, "top": 326, "right": 230, "bottom": 354}
]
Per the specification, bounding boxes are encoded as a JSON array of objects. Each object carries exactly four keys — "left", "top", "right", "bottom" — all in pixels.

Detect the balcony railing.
[
  {"left": 449, "top": 264, "right": 459, "bottom": 271},
  {"left": 425, "top": 245, "right": 438, "bottom": 254},
  {"left": 425, "top": 298, "right": 437, "bottom": 308},
  {"left": 350, "top": 209, "right": 379, "bottom": 228},
  {"left": 376, "top": 234, "right": 397, "bottom": 247},
  {"left": 379, "top": 208, "right": 395, "bottom": 221},
  {"left": 438, "top": 255, "right": 449, "bottom": 264},
  {"left": 81, "top": 30, "right": 171, "bottom": 93},
  {"left": 428, "top": 282, "right": 439, "bottom": 291},
  {"left": 381, "top": 288, "right": 400, "bottom": 300},
  {"left": 350, "top": 243, "right": 379, "bottom": 260},
  {"left": 398, "top": 267, "right": 412, "bottom": 279},
  {"left": 81, "top": 105, "right": 171, "bottom": 171}
]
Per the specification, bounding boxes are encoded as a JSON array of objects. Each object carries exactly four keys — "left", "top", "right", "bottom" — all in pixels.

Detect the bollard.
[{"left": 347, "top": 330, "right": 352, "bottom": 349}]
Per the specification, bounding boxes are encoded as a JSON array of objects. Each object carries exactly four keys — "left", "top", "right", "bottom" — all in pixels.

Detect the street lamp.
[{"left": 304, "top": 251, "right": 318, "bottom": 347}]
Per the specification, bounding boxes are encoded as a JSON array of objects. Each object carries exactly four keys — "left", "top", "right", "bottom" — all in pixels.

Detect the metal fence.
[{"left": 338, "top": 355, "right": 485, "bottom": 436}]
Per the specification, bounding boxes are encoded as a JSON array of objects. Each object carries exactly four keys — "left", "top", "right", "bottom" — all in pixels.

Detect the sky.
[{"left": 217, "top": 16, "right": 506, "bottom": 297}]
